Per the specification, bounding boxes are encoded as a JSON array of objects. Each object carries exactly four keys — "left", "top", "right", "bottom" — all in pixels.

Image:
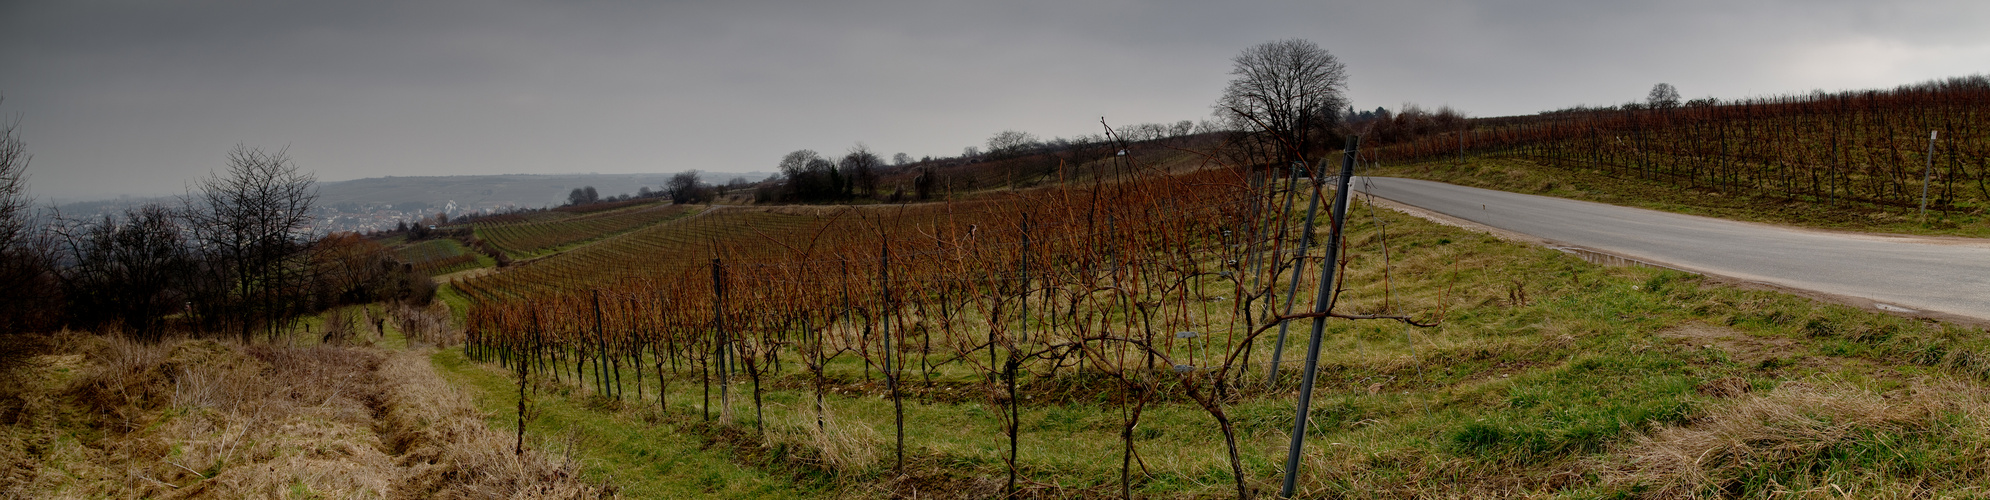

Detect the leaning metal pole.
[
  {"left": 1922, "top": 130, "right": 1937, "bottom": 220},
  {"left": 1265, "top": 162, "right": 1323, "bottom": 386},
  {"left": 1280, "top": 136, "right": 1359, "bottom": 498}
]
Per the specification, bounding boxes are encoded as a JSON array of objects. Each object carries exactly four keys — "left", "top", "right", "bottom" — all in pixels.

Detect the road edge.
[{"left": 1353, "top": 188, "right": 1990, "bottom": 329}]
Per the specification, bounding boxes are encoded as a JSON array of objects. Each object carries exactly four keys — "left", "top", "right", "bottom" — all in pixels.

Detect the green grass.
[
  {"left": 430, "top": 349, "right": 825, "bottom": 499},
  {"left": 394, "top": 237, "right": 495, "bottom": 275},
  {"left": 1367, "top": 156, "right": 1990, "bottom": 238},
  {"left": 268, "top": 303, "right": 412, "bottom": 349}
]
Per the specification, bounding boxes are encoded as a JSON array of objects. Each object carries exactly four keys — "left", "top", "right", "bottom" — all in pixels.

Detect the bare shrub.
[
  {"left": 322, "top": 307, "right": 361, "bottom": 346},
  {"left": 391, "top": 303, "right": 457, "bottom": 347}
]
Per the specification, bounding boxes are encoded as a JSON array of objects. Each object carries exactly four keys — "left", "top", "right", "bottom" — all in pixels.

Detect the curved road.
[{"left": 1352, "top": 176, "right": 1990, "bottom": 322}]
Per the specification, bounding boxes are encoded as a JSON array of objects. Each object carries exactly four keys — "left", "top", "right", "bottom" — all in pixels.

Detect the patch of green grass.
[
  {"left": 287, "top": 480, "right": 323, "bottom": 499},
  {"left": 430, "top": 349, "right": 824, "bottom": 499}
]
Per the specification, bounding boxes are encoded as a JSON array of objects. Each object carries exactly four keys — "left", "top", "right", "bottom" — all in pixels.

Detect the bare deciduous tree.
[
  {"left": 1217, "top": 39, "right": 1348, "bottom": 166},
  {"left": 567, "top": 186, "right": 600, "bottom": 206},
  {"left": 778, "top": 149, "right": 850, "bottom": 202},
  {"left": 667, "top": 170, "right": 714, "bottom": 204},
  {"left": 0, "top": 98, "right": 59, "bottom": 337},
  {"left": 840, "top": 145, "right": 884, "bottom": 199},
  {"left": 56, "top": 204, "right": 192, "bottom": 341},
  {"left": 0, "top": 110, "right": 25, "bottom": 253},
  {"left": 184, "top": 145, "right": 318, "bottom": 342},
  {"left": 1647, "top": 83, "right": 1681, "bottom": 109},
  {"left": 985, "top": 130, "right": 1038, "bottom": 156}
]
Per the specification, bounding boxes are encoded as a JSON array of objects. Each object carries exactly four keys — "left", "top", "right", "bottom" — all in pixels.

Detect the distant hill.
[
  {"left": 51, "top": 172, "right": 774, "bottom": 233},
  {"left": 316, "top": 172, "right": 772, "bottom": 213}
]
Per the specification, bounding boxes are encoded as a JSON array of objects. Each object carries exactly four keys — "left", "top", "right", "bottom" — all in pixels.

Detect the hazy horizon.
[{"left": 6, "top": 0, "right": 1988, "bottom": 201}]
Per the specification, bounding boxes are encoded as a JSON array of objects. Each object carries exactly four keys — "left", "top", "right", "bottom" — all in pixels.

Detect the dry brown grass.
[
  {"left": 373, "top": 349, "right": 599, "bottom": 499},
  {"left": 785, "top": 409, "right": 884, "bottom": 473},
  {"left": 1599, "top": 378, "right": 1990, "bottom": 498},
  {"left": 0, "top": 333, "right": 601, "bottom": 500}
]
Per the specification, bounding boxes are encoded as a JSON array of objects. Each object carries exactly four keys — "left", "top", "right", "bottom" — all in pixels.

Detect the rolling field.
[
  {"left": 407, "top": 80, "right": 1990, "bottom": 498},
  {"left": 394, "top": 238, "right": 493, "bottom": 276},
  {"left": 473, "top": 200, "right": 697, "bottom": 260},
  {"left": 435, "top": 157, "right": 1990, "bottom": 498}
]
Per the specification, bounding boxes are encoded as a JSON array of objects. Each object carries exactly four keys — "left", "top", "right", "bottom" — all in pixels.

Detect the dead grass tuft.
[
  {"left": 796, "top": 411, "right": 884, "bottom": 473},
  {"left": 373, "top": 350, "right": 602, "bottom": 499},
  {"left": 1693, "top": 377, "right": 1751, "bottom": 399},
  {"left": 1601, "top": 378, "right": 1990, "bottom": 498}
]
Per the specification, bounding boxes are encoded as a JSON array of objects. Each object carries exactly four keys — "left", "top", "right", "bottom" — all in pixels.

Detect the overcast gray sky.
[{"left": 4, "top": 0, "right": 1986, "bottom": 201}]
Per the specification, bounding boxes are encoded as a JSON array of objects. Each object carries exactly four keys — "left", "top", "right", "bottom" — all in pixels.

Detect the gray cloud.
[{"left": 3, "top": 0, "right": 1986, "bottom": 200}]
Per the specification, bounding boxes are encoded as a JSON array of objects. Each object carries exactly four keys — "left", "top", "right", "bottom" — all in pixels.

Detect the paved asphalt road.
[{"left": 1352, "top": 176, "right": 1990, "bottom": 321}]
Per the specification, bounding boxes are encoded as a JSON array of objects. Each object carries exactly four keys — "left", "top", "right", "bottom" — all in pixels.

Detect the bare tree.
[
  {"left": 778, "top": 149, "right": 848, "bottom": 202},
  {"left": 1647, "top": 83, "right": 1681, "bottom": 109},
  {"left": 892, "top": 152, "right": 912, "bottom": 166},
  {"left": 55, "top": 204, "right": 192, "bottom": 341},
  {"left": 840, "top": 145, "right": 884, "bottom": 199},
  {"left": 0, "top": 107, "right": 25, "bottom": 253},
  {"left": 1217, "top": 39, "right": 1348, "bottom": 166},
  {"left": 667, "top": 171, "right": 713, "bottom": 204},
  {"left": 184, "top": 145, "right": 318, "bottom": 342},
  {"left": 1169, "top": 120, "right": 1195, "bottom": 138},
  {"left": 985, "top": 130, "right": 1038, "bottom": 156},
  {"left": 0, "top": 98, "right": 58, "bottom": 336}
]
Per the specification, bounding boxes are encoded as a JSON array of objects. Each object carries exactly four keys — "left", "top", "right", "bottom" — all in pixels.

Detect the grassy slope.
[
  {"left": 1367, "top": 156, "right": 1990, "bottom": 238},
  {"left": 471, "top": 201, "right": 694, "bottom": 261},
  {"left": 430, "top": 349, "right": 823, "bottom": 499},
  {"left": 394, "top": 238, "right": 497, "bottom": 276},
  {"left": 0, "top": 309, "right": 600, "bottom": 498},
  {"left": 431, "top": 195, "right": 1990, "bottom": 498}
]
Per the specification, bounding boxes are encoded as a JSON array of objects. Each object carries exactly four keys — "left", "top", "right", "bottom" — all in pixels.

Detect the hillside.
[{"left": 407, "top": 131, "right": 1990, "bottom": 497}]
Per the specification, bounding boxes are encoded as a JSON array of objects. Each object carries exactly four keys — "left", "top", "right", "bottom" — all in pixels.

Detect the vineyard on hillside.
[
  {"left": 448, "top": 141, "right": 1466, "bottom": 497},
  {"left": 1372, "top": 76, "right": 1990, "bottom": 212},
  {"left": 426, "top": 78, "right": 1990, "bottom": 497},
  {"left": 394, "top": 238, "right": 488, "bottom": 276},
  {"left": 457, "top": 206, "right": 834, "bottom": 300},
  {"left": 472, "top": 201, "right": 695, "bottom": 259}
]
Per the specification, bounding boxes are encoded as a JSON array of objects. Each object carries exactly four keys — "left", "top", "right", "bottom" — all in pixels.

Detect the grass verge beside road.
[{"left": 1368, "top": 157, "right": 1990, "bottom": 238}]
